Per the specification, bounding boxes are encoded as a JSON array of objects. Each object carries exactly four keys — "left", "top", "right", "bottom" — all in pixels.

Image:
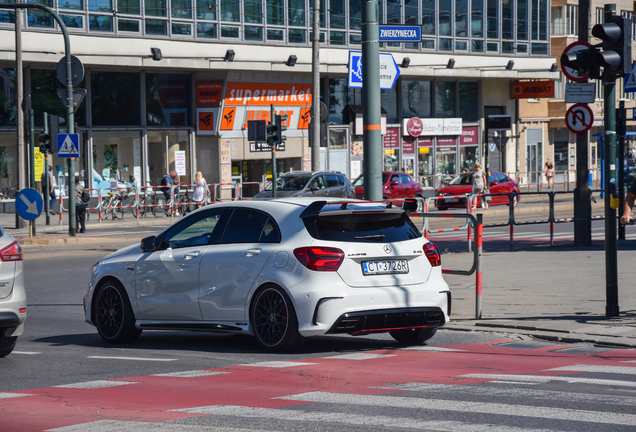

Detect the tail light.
[
  {"left": 0, "top": 241, "right": 23, "bottom": 262},
  {"left": 293, "top": 247, "right": 344, "bottom": 271},
  {"left": 423, "top": 242, "right": 441, "bottom": 267}
]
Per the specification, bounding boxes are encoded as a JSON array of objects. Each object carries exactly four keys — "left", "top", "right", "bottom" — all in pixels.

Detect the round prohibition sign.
[
  {"left": 565, "top": 103, "right": 594, "bottom": 134},
  {"left": 561, "top": 41, "right": 591, "bottom": 82}
]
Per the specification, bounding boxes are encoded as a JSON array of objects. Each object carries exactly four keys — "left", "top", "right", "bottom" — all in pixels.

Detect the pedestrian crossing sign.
[
  {"left": 57, "top": 133, "right": 79, "bottom": 158},
  {"left": 624, "top": 63, "right": 636, "bottom": 92}
]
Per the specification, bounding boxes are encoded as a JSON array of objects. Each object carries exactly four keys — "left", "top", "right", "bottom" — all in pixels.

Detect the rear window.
[{"left": 303, "top": 212, "right": 422, "bottom": 242}]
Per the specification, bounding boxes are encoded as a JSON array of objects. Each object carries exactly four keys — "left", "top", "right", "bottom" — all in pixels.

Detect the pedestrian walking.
[
  {"left": 193, "top": 171, "right": 207, "bottom": 209},
  {"left": 620, "top": 178, "right": 636, "bottom": 225},
  {"left": 161, "top": 171, "right": 177, "bottom": 216},
  {"left": 472, "top": 163, "right": 488, "bottom": 209},
  {"left": 544, "top": 158, "right": 554, "bottom": 189},
  {"left": 41, "top": 166, "right": 57, "bottom": 215},
  {"left": 75, "top": 178, "right": 86, "bottom": 233}
]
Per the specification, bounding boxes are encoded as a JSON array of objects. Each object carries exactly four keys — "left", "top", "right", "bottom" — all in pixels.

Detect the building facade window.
[
  {"left": 565, "top": 5, "right": 577, "bottom": 36},
  {"left": 91, "top": 71, "right": 141, "bottom": 126}
]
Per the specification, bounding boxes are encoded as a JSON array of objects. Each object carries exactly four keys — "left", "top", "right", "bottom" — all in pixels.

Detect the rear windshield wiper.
[{"left": 354, "top": 235, "right": 386, "bottom": 241}]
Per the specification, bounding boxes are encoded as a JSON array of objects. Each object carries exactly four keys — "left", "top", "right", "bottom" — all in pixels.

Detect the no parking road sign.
[{"left": 565, "top": 103, "right": 594, "bottom": 135}]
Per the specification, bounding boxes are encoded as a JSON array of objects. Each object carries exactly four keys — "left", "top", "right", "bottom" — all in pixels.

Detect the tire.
[
  {"left": 390, "top": 327, "right": 437, "bottom": 344},
  {"left": 415, "top": 196, "right": 424, "bottom": 213},
  {"left": 153, "top": 196, "right": 167, "bottom": 218},
  {"left": 94, "top": 280, "right": 141, "bottom": 344},
  {"left": 0, "top": 333, "right": 17, "bottom": 358},
  {"left": 250, "top": 285, "right": 304, "bottom": 352}
]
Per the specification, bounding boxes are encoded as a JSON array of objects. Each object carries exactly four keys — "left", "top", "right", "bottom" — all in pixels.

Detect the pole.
[
  {"left": 310, "top": 0, "right": 321, "bottom": 170},
  {"left": 603, "top": 4, "right": 619, "bottom": 317},
  {"left": 44, "top": 112, "right": 50, "bottom": 225},
  {"left": 362, "top": 0, "right": 382, "bottom": 202},
  {"left": 574, "top": 0, "right": 592, "bottom": 246},
  {"left": 15, "top": 1, "right": 25, "bottom": 230},
  {"left": 618, "top": 100, "right": 626, "bottom": 240},
  {"left": 475, "top": 213, "right": 483, "bottom": 320},
  {"left": 271, "top": 104, "right": 277, "bottom": 198},
  {"left": 29, "top": 108, "right": 35, "bottom": 237}
]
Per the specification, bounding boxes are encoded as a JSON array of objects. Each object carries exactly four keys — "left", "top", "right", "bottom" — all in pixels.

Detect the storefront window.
[
  {"left": 402, "top": 80, "right": 431, "bottom": 119},
  {"left": 418, "top": 137, "right": 433, "bottom": 182},
  {"left": 0, "top": 134, "right": 17, "bottom": 192},
  {"left": 147, "top": 130, "right": 190, "bottom": 185},
  {"left": 146, "top": 73, "right": 190, "bottom": 126},
  {"left": 91, "top": 71, "right": 140, "bottom": 126},
  {"left": 31, "top": 69, "right": 86, "bottom": 127},
  {"left": 458, "top": 82, "right": 478, "bottom": 122},
  {"left": 381, "top": 87, "right": 398, "bottom": 124},
  {"left": 92, "top": 131, "right": 142, "bottom": 189},
  {"left": 0, "top": 68, "right": 16, "bottom": 126},
  {"left": 436, "top": 137, "right": 456, "bottom": 175},
  {"left": 383, "top": 128, "right": 400, "bottom": 172},
  {"left": 435, "top": 81, "right": 456, "bottom": 118},
  {"left": 459, "top": 146, "right": 477, "bottom": 172}
]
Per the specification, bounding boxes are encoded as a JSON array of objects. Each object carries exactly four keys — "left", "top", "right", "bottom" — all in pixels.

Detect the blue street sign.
[
  {"left": 57, "top": 133, "right": 80, "bottom": 158},
  {"left": 379, "top": 25, "right": 422, "bottom": 42},
  {"left": 16, "top": 188, "right": 43, "bottom": 221},
  {"left": 348, "top": 51, "right": 400, "bottom": 90}
]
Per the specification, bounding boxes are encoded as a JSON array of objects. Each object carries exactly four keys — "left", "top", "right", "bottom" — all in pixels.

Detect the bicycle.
[
  {"left": 173, "top": 186, "right": 197, "bottom": 216},
  {"left": 138, "top": 184, "right": 167, "bottom": 218},
  {"left": 104, "top": 187, "right": 135, "bottom": 219}
]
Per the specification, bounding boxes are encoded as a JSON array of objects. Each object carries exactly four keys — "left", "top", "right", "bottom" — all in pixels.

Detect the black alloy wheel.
[
  {"left": 390, "top": 327, "right": 437, "bottom": 344},
  {"left": 94, "top": 281, "right": 141, "bottom": 344},
  {"left": 0, "top": 334, "right": 17, "bottom": 358},
  {"left": 251, "top": 286, "right": 304, "bottom": 352}
]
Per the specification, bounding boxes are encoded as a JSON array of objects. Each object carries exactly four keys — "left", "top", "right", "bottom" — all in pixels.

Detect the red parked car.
[
  {"left": 435, "top": 171, "right": 520, "bottom": 210},
  {"left": 352, "top": 171, "right": 425, "bottom": 212}
]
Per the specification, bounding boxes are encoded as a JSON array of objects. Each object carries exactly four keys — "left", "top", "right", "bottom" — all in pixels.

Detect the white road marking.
[
  {"left": 11, "top": 351, "right": 41, "bottom": 355},
  {"left": 152, "top": 370, "right": 231, "bottom": 378},
  {"left": 276, "top": 391, "right": 636, "bottom": 425},
  {"left": 237, "top": 361, "right": 317, "bottom": 368},
  {"left": 545, "top": 364, "right": 636, "bottom": 375},
  {"left": 47, "top": 419, "right": 270, "bottom": 431},
  {"left": 0, "top": 392, "right": 35, "bottom": 399},
  {"left": 325, "top": 353, "right": 396, "bottom": 360},
  {"left": 54, "top": 380, "right": 139, "bottom": 389},
  {"left": 171, "top": 404, "right": 557, "bottom": 432},
  {"left": 87, "top": 356, "right": 177, "bottom": 362},
  {"left": 461, "top": 373, "right": 636, "bottom": 388},
  {"left": 399, "top": 346, "right": 466, "bottom": 352}
]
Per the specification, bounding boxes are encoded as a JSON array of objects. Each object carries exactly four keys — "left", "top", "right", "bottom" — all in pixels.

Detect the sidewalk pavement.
[{"left": 3, "top": 199, "right": 635, "bottom": 350}]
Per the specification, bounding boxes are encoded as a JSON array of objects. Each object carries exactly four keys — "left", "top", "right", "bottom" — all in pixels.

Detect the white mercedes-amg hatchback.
[
  {"left": 0, "top": 228, "right": 26, "bottom": 358},
  {"left": 84, "top": 198, "right": 450, "bottom": 352}
]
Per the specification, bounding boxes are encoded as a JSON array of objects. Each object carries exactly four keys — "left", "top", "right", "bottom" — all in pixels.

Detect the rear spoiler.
[{"left": 299, "top": 200, "right": 408, "bottom": 219}]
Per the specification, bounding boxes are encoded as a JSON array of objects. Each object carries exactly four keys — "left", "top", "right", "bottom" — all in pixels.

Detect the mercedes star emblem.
[{"left": 383, "top": 245, "right": 392, "bottom": 254}]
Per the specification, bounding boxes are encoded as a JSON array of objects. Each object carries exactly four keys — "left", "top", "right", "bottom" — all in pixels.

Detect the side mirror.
[
  {"left": 489, "top": 180, "right": 497, "bottom": 187},
  {"left": 309, "top": 186, "right": 319, "bottom": 192},
  {"left": 390, "top": 180, "right": 399, "bottom": 187},
  {"left": 141, "top": 235, "right": 157, "bottom": 252}
]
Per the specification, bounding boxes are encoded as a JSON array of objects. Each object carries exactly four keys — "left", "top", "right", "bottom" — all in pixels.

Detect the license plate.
[
  {"left": 362, "top": 260, "right": 409, "bottom": 275},
  {"left": 445, "top": 198, "right": 458, "bottom": 202}
]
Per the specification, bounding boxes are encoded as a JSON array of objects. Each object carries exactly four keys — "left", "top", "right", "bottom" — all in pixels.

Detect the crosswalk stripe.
[
  {"left": 461, "top": 373, "right": 636, "bottom": 388},
  {"left": 325, "top": 353, "right": 396, "bottom": 360},
  {"left": 276, "top": 391, "right": 636, "bottom": 425},
  {"left": 545, "top": 364, "right": 636, "bottom": 375},
  {"left": 54, "top": 380, "right": 139, "bottom": 389},
  {"left": 151, "top": 370, "right": 231, "bottom": 378},
  {"left": 399, "top": 346, "right": 466, "bottom": 352},
  {"left": 237, "top": 361, "right": 317, "bottom": 368},
  {"left": 0, "top": 392, "right": 34, "bottom": 399},
  {"left": 87, "top": 356, "right": 177, "bottom": 362},
  {"left": 172, "top": 404, "right": 557, "bottom": 432},
  {"left": 47, "top": 419, "right": 274, "bottom": 432},
  {"left": 369, "top": 382, "right": 636, "bottom": 406}
]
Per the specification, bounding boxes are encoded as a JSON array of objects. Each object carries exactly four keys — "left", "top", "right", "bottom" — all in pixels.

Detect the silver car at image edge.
[
  {"left": 84, "top": 198, "right": 450, "bottom": 352},
  {"left": 0, "top": 227, "right": 26, "bottom": 358}
]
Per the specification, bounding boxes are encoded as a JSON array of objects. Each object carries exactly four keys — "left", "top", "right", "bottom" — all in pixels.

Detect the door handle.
[
  {"left": 244, "top": 249, "right": 261, "bottom": 256},
  {"left": 184, "top": 251, "right": 200, "bottom": 260}
]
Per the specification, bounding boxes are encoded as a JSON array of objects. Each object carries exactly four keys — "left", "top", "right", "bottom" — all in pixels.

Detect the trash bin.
[{"left": 588, "top": 173, "right": 593, "bottom": 188}]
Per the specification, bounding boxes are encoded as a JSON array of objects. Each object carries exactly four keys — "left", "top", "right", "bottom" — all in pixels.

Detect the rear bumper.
[{"left": 326, "top": 307, "right": 446, "bottom": 335}]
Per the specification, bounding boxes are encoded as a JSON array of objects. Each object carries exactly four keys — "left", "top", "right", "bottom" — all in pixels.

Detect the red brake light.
[
  {"left": 423, "top": 243, "right": 441, "bottom": 267},
  {"left": 0, "top": 241, "right": 22, "bottom": 262},
  {"left": 293, "top": 247, "right": 344, "bottom": 271}
]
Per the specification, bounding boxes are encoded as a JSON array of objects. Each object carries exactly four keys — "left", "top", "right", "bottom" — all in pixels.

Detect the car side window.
[
  {"left": 325, "top": 174, "right": 340, "bottom": 187},
  {"left": 391, "top": 174, "right": 400, "bottom": 183},
  {"left": 221, "top": 208, "right": 281, "bottom": 243},
  {"left": 399, "top": 174, "right": 410, "bottom": 184},
  {"left": 159, "top": 208, "right": 226, "bottom": 250},
  {"left": 310, "top": 176, "right": 326, "bottom": 189},
  {"left": 336, "top": 175, "right": 345, "bottom": 186}
]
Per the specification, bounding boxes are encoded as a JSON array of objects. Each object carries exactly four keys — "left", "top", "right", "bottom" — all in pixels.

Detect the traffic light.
[
  {"left": 591, "top": 13, "right": 632, "bottom": 78},
  {"left": 275, "top": 114, "right": 287, "bottom": 145},
  {"left": 266, "top": 119, "right": 279, "bottom": 145},
  {"left": 38, "top": 133, "right": 50, "bottom": 154},
  {"left": 560, "top": 46, "right": 602, "bottom": 80}
]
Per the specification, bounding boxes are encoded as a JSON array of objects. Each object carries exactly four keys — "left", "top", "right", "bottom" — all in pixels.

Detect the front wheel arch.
[{"left": 93, "top": 278, "right": 141, "bottom": 344}]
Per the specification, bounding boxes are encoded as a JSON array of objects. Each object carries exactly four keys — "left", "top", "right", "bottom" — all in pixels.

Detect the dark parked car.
[
  {"left": 352, "top": 171, "right": 425, "bottom": 212},
  {"left": 436, "top": 171, "right": 521, "bottom": 210},
  {"left": 254, "top": 171, "right": 356, "bottom": 199}
]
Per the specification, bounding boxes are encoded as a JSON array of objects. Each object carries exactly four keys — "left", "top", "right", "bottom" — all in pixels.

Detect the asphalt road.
[{"left": 1, "top": 239, "right": 636, "bottom": 431}]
